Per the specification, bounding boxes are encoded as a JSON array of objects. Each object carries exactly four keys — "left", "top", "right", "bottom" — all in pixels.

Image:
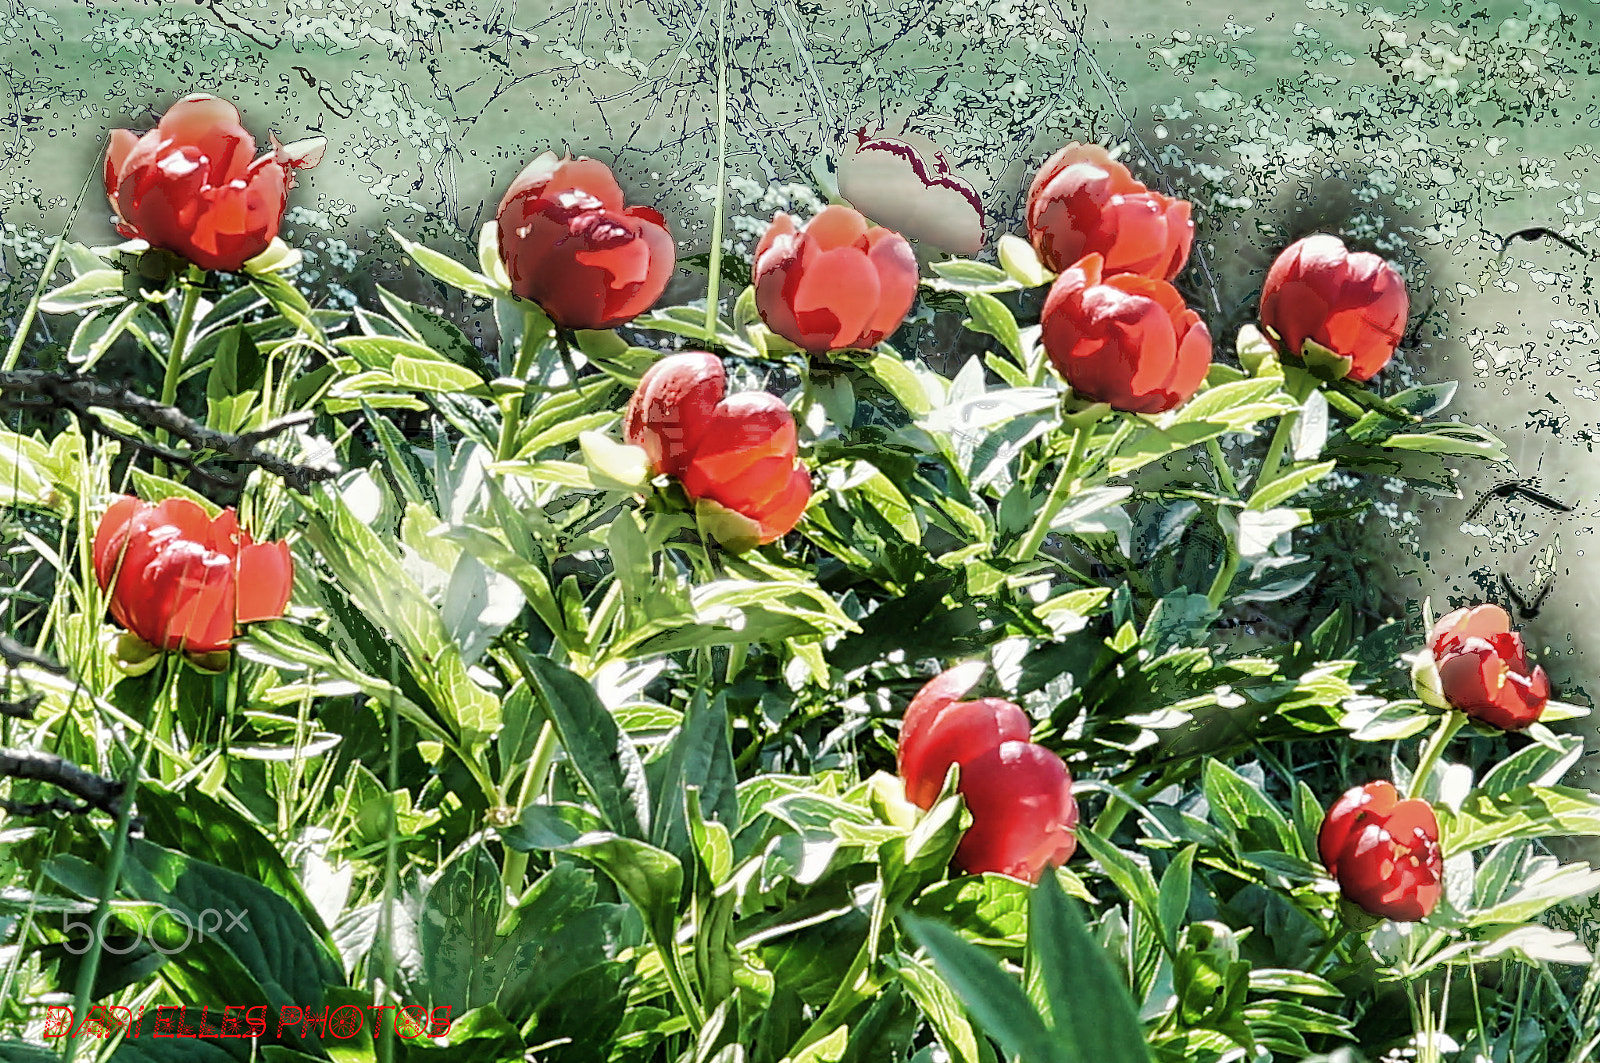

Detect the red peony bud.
[
  {"left": 1317, "top": 781, "right": 1442, "bottom": 923},
  {"left": 753, "top": 205, "right": 919, "bottom": 355},
  {"left": 953, "top": 741, "right": 1079, "bottom": 882},
  {"left": 895, "top": 666, "right": 1078, "bottom": 883},
  {"left": 1040, "top": 253, "right": 1212, "bottom": 413},
  {"left": 92, "top": 496, "right": 294, "bottom": 655},
  {"left": 105, "top": 94, "right": 324, "bottom": 273},
  {"left": 1258, "top": 233, "right": 1408, "bottom": 382},
  {"left": 495, "top": 152, "right": 675, "bottom": 330},
  {"left": 623, "top": 352, "right": 811, "bottom": 547},
  {"left": 1428, "top": 604, "right": 1551, "bottom": 731},
  {"left": 1026, "top": 142, "right": 1193, "bottom": 280}
]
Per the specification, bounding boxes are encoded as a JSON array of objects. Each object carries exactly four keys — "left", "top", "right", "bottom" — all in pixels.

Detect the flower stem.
[
  {"left": 497, "top": 308, "right": 547, "bottom": 462},
  {"left": 498, "top": 720, "right": 558, "bottom": 924},
  {"left": 1010, "top": 423, "right": 1092, "bottom": 561},
  {"left": 1409, "top": 710, "right": 1466, "bottom": 800},
  {"left": 1206, "top": 535, "right": 1240, "bottom": 609},
  {"left": 1254, "top": 371, "right": 1317, "bottom": 494},
  {"left": 1309, "top": 921, "right": 1354, "bottom": 974},
  {"left": 154, "top": 266, "right": 205, "bottom": 476},
  {"left": 63, "top": 660, "right": 174, "bottom": 1063},
  {"left": 702, "top": 0, "right": 729, "bottom": 338}
]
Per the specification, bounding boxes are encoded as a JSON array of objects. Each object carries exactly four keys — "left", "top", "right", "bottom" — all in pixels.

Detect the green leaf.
[
  {"left": 1073, "top": 828, "right": 1158, "bottom": 919},
  {"left": 39, "top": 269, "right": 125, "bottom": 313},
  {"left": 892, "top": 956, "right": 986, "bottom": 1063},
  {"left": 392, "top": 355, "right": 490, "bottom": 394},
  {"left": 866, "top": 352, "right": 934, "bottom": 416},
  {"left": 390, "top": 228, "right": 498, "bottom": 299},
  {"left": 517, "top": 652, "right": 652, "bottom": 839},
  {"left": 926, "top": 259, "right": 1020, "bottom": 292},
  {"left": 1157, "top": 846, "right": 1197, "bottom": 953},
  {"left": 964, "top": 291, "right": 1025, "bottom": 365},
  {"left": 1201, "top": 760, "right": 1296, "bottom": 856},
  {"left": 1029, "top": 873, "right": 1154, "bottom": 1063},
  {"left": 1382, "top": 423, "right": 1508, "bottom": 461},
  {"left": 1245, "top": 460, "right": 1336, "bottom": 511},
  {"left": 1441, "top": 785, "right": 1600, "bottom": 856},
  {"left": 650, "top": 692, "right": 740, "bottom": 867},
  {"left": 500, "top": 804, "right": 684, "bottom": 949},
  {"left": 899, "top": 913, "right": 1067, "bottom": 1063}
]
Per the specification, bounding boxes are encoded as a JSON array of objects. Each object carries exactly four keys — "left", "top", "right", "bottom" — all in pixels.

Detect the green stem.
[
  {"left": 498, "top": 720, "right": 559, "bottom": 923},
  {"left": 1, "top": 164, "right": 96, "bottom": 373},
  {"left": 1010, "top": 423, "right": 1092, "bottom": 562},
  {"left": 154, "top": 267, "right": 205, "bottom": 475},
  {"left": 1205, "top": 536, "right": 1240, "bottom": 609},
  {"left": 1409, "top": 710, "right": 1466, "bottom": 800},
  {"left": 1254, "top": 371, "right": 1318, "bottom": 493},
  {"left": 1205, "top": 437, "right": 1238, "bottom": 496},
  {"left": 703, "top": 0, "right": 729, "bottom": 337},
  {"left": 659, "top": 936, "right": 707, "bottom": 1028},
  {"left": 63, "top": 661, "right": 173, "bottom": 1063},
  {"left": 497, "top": 308, "right": 547, "bottom": 462},
  {"left": 1309, "top": 921, "right": 1354, "bottom": 974}
]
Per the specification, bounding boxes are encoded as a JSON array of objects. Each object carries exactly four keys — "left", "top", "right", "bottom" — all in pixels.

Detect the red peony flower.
[
  {"left": 495, "top": 152, "right": 676, "bottom": 331},
  {"left": 1026, "top": 142, "right": 1193, "bottom": 281},
  {"left": 1258, "top": 233, "right": 1408, "bottom": 382},
  {"left": 1317, "top": 781, "right": 1443, "bottom": 923},
  {"left": 105, "top": 94, "right": 325, "bottom": 273},
  {"left": 1040, "top": 253, "right": 1212, "bottom": 413},
  {"left": 1429, "top": 604, "right": 1551, "bottom": 731},
  {"left": 623, "top": 352, "right": 812, "bottom": 548},
  {"left": 93, "top": 497, "right": 294, "bottom": 655},
  {"left": 895, "top": 664, "right": 1079, "bottom": 883},
  {"left": 753, "top": 205, "right": 919, "bottom": 355}
]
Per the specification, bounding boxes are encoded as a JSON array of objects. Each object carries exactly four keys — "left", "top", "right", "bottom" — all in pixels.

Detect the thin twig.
[{"left": 0, "top": 371, "right": 337, "bottom": 493}]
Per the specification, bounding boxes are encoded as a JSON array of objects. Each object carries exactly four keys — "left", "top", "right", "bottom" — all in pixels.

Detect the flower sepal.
[
  {"left": 243, "top": 237, "right": 304, "bottom": 278},
  {"left": 1336, "top": 895, "right": 1386, "bottom": 932},
  {"left": 1236, "top": 324, "right": 1282, "bottom": 377},
  {"left": 112, "top": 632, "right": 164, "bottom": 677},
  {"left": 1298, "top": 337, "right": 1356, "bottom": 382},
  {"left": 1406, "top": 648, "right": 1450, "bottom": 711},
  {"left": 866, "top": 771, "right": 920, "bottom": 831},
  {"left": 695, "top": 496, "right": 766, "bottom": 554},
  {"left": 184, "top": 648, "right": 233, "bottom": 674},
  {"left": 579, "top": 431, "right": 652, "bottom": 492}
]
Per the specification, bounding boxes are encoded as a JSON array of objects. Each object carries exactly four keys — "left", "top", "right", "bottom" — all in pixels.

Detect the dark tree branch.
[
  {"left": 0, "top": 370, "right": 338, "bottom": 493},
  {"left": 0, "top": 693, "right": 42, "bottom": 720},
  {"left": 1, "top": 632, "right": 66, "bottom": 674},
  {"left": 0, "top": 748, "right": 124, "bottom": 818}
]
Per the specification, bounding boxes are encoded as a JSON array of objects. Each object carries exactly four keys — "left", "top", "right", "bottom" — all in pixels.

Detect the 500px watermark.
[{"left": 61, "top": 908, "right": 248, "bottom": 955}]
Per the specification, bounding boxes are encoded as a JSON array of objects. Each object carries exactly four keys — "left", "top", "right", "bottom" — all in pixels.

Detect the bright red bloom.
[
  {"left": 105, "top": 94, "right": 324, "bottom": 273},
  {"left": 896, "top": 665, "right": 1078, "bottom": 883},
  {"left": 1026, "top": 142, "right": 1193, "bottom": 280},
  {"left": 753, "top": 206, "right": 919, "bottom": 354},
  {"left": 1258, "top": 234, "right": 1408, "bottom": 382},
  {"left": 92, "top": 497, "right": 294, "bottom": 655},
  {"left": 1041, "top": 253, "right": 1212, "bottom": 413},
  {"left": 1317, "top": 781, "right": 1442, "bottom": 922},
  {"left": 495, "top": 152, "right": 675, "bottom": 331},
  {"left": 623, "top": 352, "right": 811, "bottom": 547},
  {"left": 1429, "top": 604, "right": 1551, "bottom": 731}
]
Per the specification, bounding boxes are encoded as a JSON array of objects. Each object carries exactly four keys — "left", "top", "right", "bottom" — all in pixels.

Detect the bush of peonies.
[{"left": 5, "top": 91, "right": 1588, "bottom": 1062}]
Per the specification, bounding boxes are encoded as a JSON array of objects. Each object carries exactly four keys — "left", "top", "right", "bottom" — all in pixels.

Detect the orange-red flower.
[
  {"left": 495, "top": 152, "right": 675, "bottom": 331},
  {"left": 105, "top": 94, "right": 324, "bottom": 273},
  {"left": 623, "top": 352, "right": 811, "bottom": 548},
  {"left": 1258, "top": 234, "right": 1408, "bottom": 382},
  {"left": 93, "top": 497, "right": 293, "bottom": 655},
  {"left": 1429, "top": 604, "right": 1551, "bottom": 731},
  {"left": 753, "top": 206, "right": 919, "bottom": 355},
  {"left": 1026, "top": 142, "right": 1193, "bottom": 280},
  {"left": 1040, "top": 252, "right": 1212, "bottom": 413},
  {"left": 1317, "top": 781, "right": 1442, "bottom": 922},
  {"left": 896, "top": 664, "right": 1078, "bottom": 883}
]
